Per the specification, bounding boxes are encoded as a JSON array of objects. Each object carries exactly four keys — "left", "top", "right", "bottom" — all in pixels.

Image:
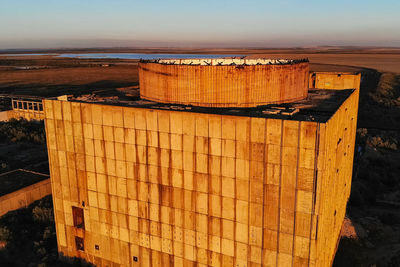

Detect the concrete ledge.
[{"left": 0, "top": 172, "right": 51, "bottom": 217}]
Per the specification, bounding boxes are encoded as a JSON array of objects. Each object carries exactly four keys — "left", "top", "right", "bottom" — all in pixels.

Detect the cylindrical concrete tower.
[{"left": 139, "top": 58, "right": 309, "bottom": 107}]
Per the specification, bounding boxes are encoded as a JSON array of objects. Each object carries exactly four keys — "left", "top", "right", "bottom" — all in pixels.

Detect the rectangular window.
[
  {"left": 75, "top": 236, "right": 84, "bottom": 251},
  {"left": 39, "top": 103, "right": 43, "bottom": 111},
  {"left": 72, "top": 207, "right": 85, "bottom": 229}
]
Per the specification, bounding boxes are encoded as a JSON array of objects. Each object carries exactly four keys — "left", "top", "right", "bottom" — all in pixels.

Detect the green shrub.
[
  {"left": 0, "top": 226, "right": 10, "bottom": 242},
  {"left": 32, "top": 206, "right": 54, "bottom": 223},
  {"left": 0, "top": 118, "right": 46, "bottom": 144},
  {"left": 369, "top": 73, "right": 400, "bottom": 108},
  {"left": 367, "top": 136, "right": 398, "bottom": 150}
]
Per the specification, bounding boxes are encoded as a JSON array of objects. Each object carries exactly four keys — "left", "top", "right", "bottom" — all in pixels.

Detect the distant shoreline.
[
  {"left": 0, "top": 48, "right": 399, "bottom": 73},
  {"left": 1, "top": 47, "right": 400, "bottom": 55}
]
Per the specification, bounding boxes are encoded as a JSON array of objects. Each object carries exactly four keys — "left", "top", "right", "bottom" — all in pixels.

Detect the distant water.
[
  {"left": 56, "top": 53, "right": 242, "bottom": 59},
  {"left": 0, "top": 53, "right": 55, "bottom": 56},
  {"left": 0, "top": 53, "right": 241, "bottom": 59}
]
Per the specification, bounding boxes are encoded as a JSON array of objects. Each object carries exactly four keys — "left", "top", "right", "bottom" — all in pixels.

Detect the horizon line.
[{"left": 2, "top": 45, "right": 400, "bottom": 52}]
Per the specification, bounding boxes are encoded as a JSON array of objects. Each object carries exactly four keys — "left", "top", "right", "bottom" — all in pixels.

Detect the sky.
[{"left": 1, "top": 0, "right": 399, "bottom": 49}]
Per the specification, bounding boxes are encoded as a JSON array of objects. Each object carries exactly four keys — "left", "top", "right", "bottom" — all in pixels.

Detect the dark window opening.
[
  {"left": 39, "top": 103, "right": 43, "bottom": 111},
  {"left": 23, "top": 102, "right": 27, "bottom": 110},
  {"left": 18, "top": 102, "right": 23, "bottom": 109},
  {"left": 95, "top": 244, "right": 99, "bottom": 250},
  {"left": 311, "top": 73, "right": 316, "bottom": 88},
  {"left": 28, "top": 102, "right": 33, "bottom": 110},
  {"left": 13, "top": 101, "right": 17, "bottom": 109},
  {"left": 75, "top": 236, "right": 84, "bottom": 251},
  {"left": 133, "top": 256, "right": 138, "bottom": 262},
  {"left": 33, "top": 103, "right": 38, "bottom": 111},
  {"left": 72, "top": 206, "right": 85, "bottom": 229}
]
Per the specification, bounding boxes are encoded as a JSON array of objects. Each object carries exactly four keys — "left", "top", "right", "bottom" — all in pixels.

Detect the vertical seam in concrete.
[
  {"left": 43, "top": 100, "right": 59, "bottom": 247},
  {"left": 144, "top": 111, "right": 152, "bottom": 267},
  {"left": 44, "top": 101, "right": 54, "bottom": 196},
  {"left": 68, "top": 102, "right": 77, "bottom": 251},
  {"left": 110, "top": 108, "right": 118, "bottom": 239},
  {"left": 61, "top": 103, "right": 70, "bottom": 205},
  {"left": 276, "top": 119, "right": 284, "bottom": 265},
  {"left": 220, "top": 117, "right": 225, "bottom": 262},
  {"left": 157, "top": 111, "right": 162, "bottom": 224},
  {"left": 307, "top": 122, "right": 321, "bottom": 266},
  {"left": 190, "top": 114, "right": 196, "bottom": 265},
  {"left": 207, "top": 115, "right": 213, "bottom": 265},
  {"left": 122, "top": 107, "right": 132, "bottom": 265},
  {"left": 134, "top": 109, "right": 140, "bottom": 234},
  {"left": 168, "top": 111, "right": 173, "bottom": 258},
  {"left": 102, "top": 110, "right": 110, "bottom": 212},
  {"left": 260, "top": 118, "right": 268, "bottom": 266},
  {"left": 156, "top": 111, "right": 161, "bottom": 258},
  {"left": 291, "top": 121, "right": 301, "bottom": 266},
  {"left": 233, "top": 118, "right": 238, "bottom": 262},
  {"left": 247, "top": 118, "right": 252, "bottom": 265},
  {"left": 76, "top": 104, "right": 83, "bottom": 204}
]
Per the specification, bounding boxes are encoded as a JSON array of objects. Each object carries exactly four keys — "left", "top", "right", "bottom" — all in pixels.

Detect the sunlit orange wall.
[
  {"left": 44, "top": 83, "right": 358, "bottom": 267},
  {"left": 139, "top": 62, "right": 309, "bottom": 107},
  {"left": 309, "top": 72, "right": 361, "bottom": 91}
]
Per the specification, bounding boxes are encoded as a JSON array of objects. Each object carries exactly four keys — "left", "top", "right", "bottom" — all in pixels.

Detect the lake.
[
  {"left": 0, "top": 53, "right": 241, "bottom": 59},
  {"left": 56, "top": 53, "right": 242, "bottom": 59}
]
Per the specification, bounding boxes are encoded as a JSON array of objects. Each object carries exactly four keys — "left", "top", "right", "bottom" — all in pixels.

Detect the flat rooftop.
[{"left": 66, "top": 88, "right": 354, "bottom": 123}]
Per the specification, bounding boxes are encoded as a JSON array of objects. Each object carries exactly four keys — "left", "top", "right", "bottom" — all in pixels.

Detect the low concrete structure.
[
  {"left": 0, "top": 96, "right": 45, "bottom": 121},
  {"left": 0, "top": 110, "right": 14, "bottom": 121},
  {"left": 309, "top": 72, "right": 361, "bottom": 91},
  {"left": 11, "top": 98, "right": 45, "bottom": 120},
  {"left": 0, "top": 169, "right": 51, "bottom": 216}
]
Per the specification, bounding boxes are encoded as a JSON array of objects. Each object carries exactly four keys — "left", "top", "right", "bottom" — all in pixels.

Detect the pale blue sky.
[{"left": 1, "top": 0, "right": 399, "bottom": 49}]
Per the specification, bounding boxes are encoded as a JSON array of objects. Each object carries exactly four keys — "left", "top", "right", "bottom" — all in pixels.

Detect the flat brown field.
[
  {"left": 0, "top": 65, "right": 138, "bottom": 87},
  {"left": 247, "top": 53, "right": 400, "bottom": 73},
  {"left": 0, "top": 56, "right": 138, "bottom": 96}
]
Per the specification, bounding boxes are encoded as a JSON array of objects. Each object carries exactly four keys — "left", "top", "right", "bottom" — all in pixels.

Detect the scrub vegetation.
[
  {"left": 0, "top": 118, "right": 46, "bottom": 144},
  {"left": 0, "top": 196, "right": 92, "bottom": 267}
]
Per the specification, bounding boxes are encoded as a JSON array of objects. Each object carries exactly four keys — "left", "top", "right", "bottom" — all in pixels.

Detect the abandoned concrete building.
[
  {"left": 42, "top": 58, "right": 360, "bottom": 267},
  {"left": 0, "top": 95, "right": 45, "bottom": 121}
]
